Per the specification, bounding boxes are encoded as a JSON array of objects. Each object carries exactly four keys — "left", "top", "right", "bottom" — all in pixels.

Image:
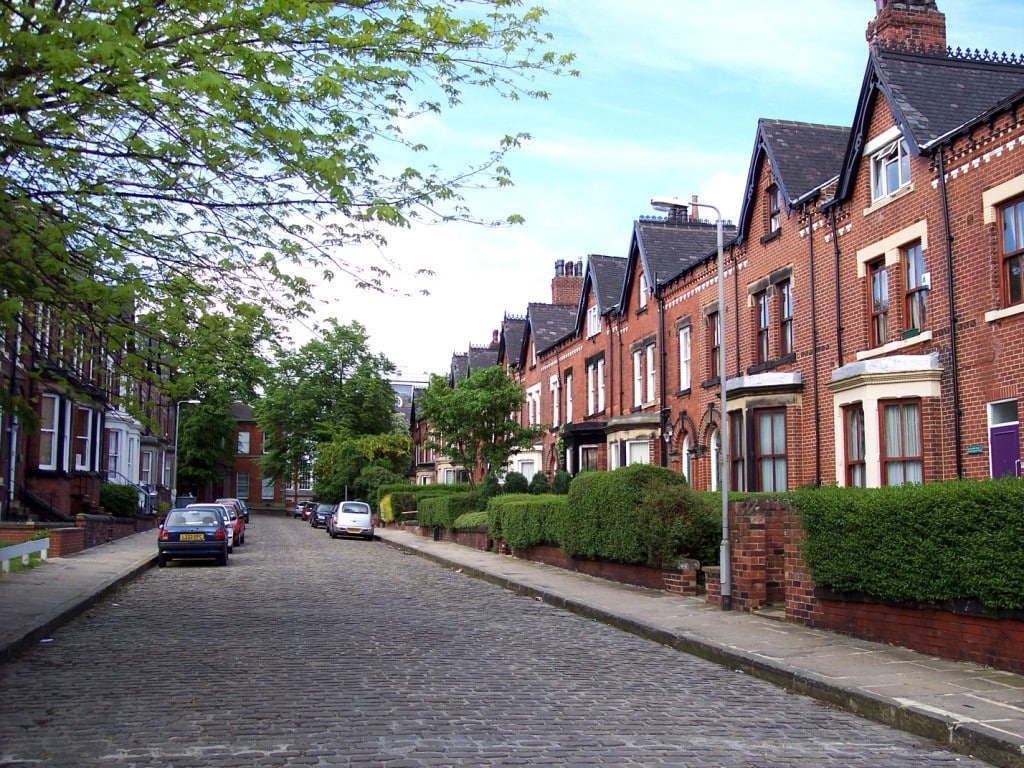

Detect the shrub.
[
  {"left": 452, "top": 510, "right": 489, "bottom": 530},
  {"left": 489, "top": 494, "right": 567, "bottom": 551},
  {"left": 100, "top": 483, "right": 139, "bottom": 518},
  {"left": 503, "top": 471, "right": 529, "bottom": 495},
  {"left": 528, "top": 472, "right": 550, "bottom": 494},
  {"left": 795, "top": 478, "right": 1024, "bottom": 611},
  {"left": 550, "top": 470, "right": 571, "bottom": 495}
]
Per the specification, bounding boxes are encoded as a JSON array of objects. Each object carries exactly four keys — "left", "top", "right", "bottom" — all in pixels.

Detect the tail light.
[
  {"left": 214, "top": 528, "right": 226, "bottom": 540},
  {"left": 159, "top": 529, "right": 169, "bottom": 541}
]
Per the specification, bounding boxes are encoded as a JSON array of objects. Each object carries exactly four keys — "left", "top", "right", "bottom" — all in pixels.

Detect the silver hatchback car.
[{"left": 327, "top": 501, "right": 374, "bottom": 541}]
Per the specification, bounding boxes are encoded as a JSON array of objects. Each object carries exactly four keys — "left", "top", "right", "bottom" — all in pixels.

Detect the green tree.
[
  {"left": 177, "top": 394, "right": 236, "bottom": 497},
  {"left": 418, "top": 365, "right": 543, "bottom": 487},
  {"left": 255, "top": 320, "right": 397, "bottom": 491},
  {"left": 0, "top": 0, "right": 576, "bottom": 419},
  {"left": 314, "top": 432, "right": 412, "bottom": 501}
]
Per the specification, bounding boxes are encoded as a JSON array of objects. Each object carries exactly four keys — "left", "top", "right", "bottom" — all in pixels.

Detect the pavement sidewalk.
[{"left": 1, "top": 523, "right": 1022, "bottom": 767}]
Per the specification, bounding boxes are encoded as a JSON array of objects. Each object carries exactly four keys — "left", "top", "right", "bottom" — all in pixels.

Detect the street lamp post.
[
  {"left": 650, "top": 196, "right": 731, "bottom": 610},
  {"left": 172, "top": 399, "right": 199, "bottom": 506}
]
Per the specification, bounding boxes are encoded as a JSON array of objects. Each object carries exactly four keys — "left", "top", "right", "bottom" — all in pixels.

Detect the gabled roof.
[
  {"left": 573, "top": 254, "right": 626, "bottom": 335},
  {"left": 496, "top": 314, "right": 527, "bottom": 370},
  {"left": 836, "top": 43, "right": 1024, "bottom": 201},
  {"left": 467, "top": 344, "right": 499, "bottom": 372},
  {"left": 622, "top": 218, "right": 737, "bottom": 307},
  {"left": 736, "top": 119, "right": 849, "bottom": 244},
  {"left": 447, "top": 352, "right": 468, "bottom": 386},
  {"left": 522, "top": 302, "right": 577, "bottom": 361}
]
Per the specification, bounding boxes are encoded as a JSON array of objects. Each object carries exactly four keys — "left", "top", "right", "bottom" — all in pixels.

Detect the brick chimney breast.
[
  {"left": 866, "top": 0, "right": 946, "bottom": 52},
  {"left": 551, "top": 259, "right": 584, "bottom": 306}
]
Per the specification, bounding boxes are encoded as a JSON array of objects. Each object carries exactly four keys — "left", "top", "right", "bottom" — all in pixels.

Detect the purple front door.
[{"left": 990, "top": 423, "right": 1021, "bottom": 478}]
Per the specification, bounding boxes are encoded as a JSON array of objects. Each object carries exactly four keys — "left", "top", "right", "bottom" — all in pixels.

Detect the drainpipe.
[
  {"left": 805, "top": 204, "right": 823, "bottom": 487},
  {"left": 828, "top": 207, "right": 845, "bottom": 366},
  {"left": 657, "top": 276, "right": 669, "bottom": 467},
  {"left": 937, "top": 151, "right": 965, "bottom": 478},
  {"left": 730, "top": 245, "right": 741, "bottom": 377}
]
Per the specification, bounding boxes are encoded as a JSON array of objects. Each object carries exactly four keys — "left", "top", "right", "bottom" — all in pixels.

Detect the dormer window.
[
  {"left": 871, "top": 138, "right": 911, "bottom": 201},
  {"left": 586, "top": 305, "right": 600, "bottom": 337},
  {"left": 767, "top": 184, "right": 782, "bottom": 234}
]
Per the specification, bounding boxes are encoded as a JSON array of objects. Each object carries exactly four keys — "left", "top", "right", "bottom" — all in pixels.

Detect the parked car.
[
  {"left": 294, "top": 500, "right": 315, "bottom": 520},
  {"left": 189, "top": 502, "right": 244, "bottom": 547},
  {"left": 327, "top": 501, "right": 374, "bottom": 541},
  {"left": 157, "top": 507, "right": 230, "bottom": 567},
  {"left": 216, "top": 497, "right": 250, "bottom": 523},
  {"left": 310, "top": 503, "right": 336, "bottom": 529}
]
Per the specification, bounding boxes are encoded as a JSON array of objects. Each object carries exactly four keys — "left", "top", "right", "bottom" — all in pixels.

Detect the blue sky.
[{"left": 302, "top": 0, "right": 1024, "bottom": 382}]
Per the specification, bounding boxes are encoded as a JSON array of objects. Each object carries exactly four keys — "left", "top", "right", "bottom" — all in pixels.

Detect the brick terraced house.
[{"left": 417, "top": 0, "right": 1023, "bottom": 489}]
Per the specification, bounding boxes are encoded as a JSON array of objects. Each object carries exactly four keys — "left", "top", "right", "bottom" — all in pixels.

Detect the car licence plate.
[
  {"left": 346, "top": 528, "right": 363, "bottom": 534},
  {"left": 179, "top": 533, "right": 205, "bottom": 540}
]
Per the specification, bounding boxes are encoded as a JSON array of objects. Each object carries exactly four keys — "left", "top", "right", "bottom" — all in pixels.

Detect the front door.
[{"left": 990, "top": 423, "right": 1020, "bottom": 478}]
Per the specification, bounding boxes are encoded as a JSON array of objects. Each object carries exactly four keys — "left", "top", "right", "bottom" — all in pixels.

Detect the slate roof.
[
  {"left": 525, "top": 302, "right": 577, "bottom": 358},
  {"left": 836, "top": 43, "right": 1024, "bottom": 201},
  {"left": 627, "top": 219, "right": 738, "bottom": 296},
  {"left": 448, "top": 352, "right": 468, "bottom": 385},
  {"left": 467, "top": 344, "right": 499, "bottom": 372},
  {"left": 874, "top": 45, "right": 1024, "bottom": 151},
  {"left": 736, "top": 119, "right": 849, "bottom": 244},
  {"left": 497, "top": 315, "right": 527, "bottom": 369},
  {"left": 588, "top": 254, "right": 627, "bottom": 315}
]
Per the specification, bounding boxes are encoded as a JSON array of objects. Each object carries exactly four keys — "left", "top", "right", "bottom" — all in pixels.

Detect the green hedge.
[
  {"left": 100, "top": 483, "right": 139, "bottom": 518},
  {"left": 556, "top": 464, "right": 697, "bottom": 565},
  {"left": 487, "top": 494, "right": 567, "bottom": 551},
  {"left": 795, "top": 478, "right": 1024, "bottom": 611},
  {"left": 417, "top": 493, "right": 480, "bottom": 530},
  {"left": 377, "top": 482, "right": 471, "bottom": 523},
  {"left": 452, "top": 510, "right": 489, "bottom": 531}
]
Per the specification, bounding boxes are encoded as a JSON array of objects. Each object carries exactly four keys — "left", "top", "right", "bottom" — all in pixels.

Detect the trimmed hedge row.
[
  {"left": 100, "top": 483, "right": 139, "bottom": 518},
  {"left": 377, "top": 482, "right": 471, "bottom": 523},
  {"left": 488, "top": 465, "right": 720, "bottom": 567},
  {"left": 794, "top": 478, "right": 1024, "bottom": 611}
]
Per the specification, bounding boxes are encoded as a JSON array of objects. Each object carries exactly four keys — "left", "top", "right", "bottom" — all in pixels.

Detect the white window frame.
[
  {"left": 237, "top": 431, "right": 250, "bottom": 455},
  {"left": 871, "top": 137, "right": 911, "bottom": 201},
  {"left": 638, "top": 273, "right": 649, "bottom": 309},
  {"left": 632, "top": 349, "right": 643, "bottom": 408},
  {"left": 526, "top": 383, "right": 541, "bottom": 426},
  {"left": 565, "top": 372, "right": 573, "bottom": 424},
  {"left": 73, "top": 404, "right": 93, "bottom": 471},
  {"left": 550, "top": 375, "right": 560, "bottom": 427},
  {"left": 597, "top": 358, "right": 605, "bottom": 412},
  {"left": 645, "top": 343, "right": 656, "bottom": 403},
  {"left": 236, "top": 472, "right": 250, "bottom": 499},
  {"left": 262, "top": 475, "right": 276, "bottom": 500},
  {"left": 140, "top": 450, "right": 153, "bottom": 484},
  {"left": 39, "top": 394, "right": 60, "bottom": 470},
  {"left": 107, "top": 429, "right": 120, "bottom": 476},
  {"left": 678, "top": 326, "right": 691, "bottom": 391},
  {"left": 586, "top": 305, "right": 600, "bottom": 338},
  {"left": 626, "top": 440, "right": 650, "bottom": 466}
]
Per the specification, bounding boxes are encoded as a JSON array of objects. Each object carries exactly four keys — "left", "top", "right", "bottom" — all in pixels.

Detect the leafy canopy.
[
  {"left": 418, "top": 364, "right": 543, "bottom": 486},
  {"left": 1, "top": 0, "right": 576, "bottom": 415}
]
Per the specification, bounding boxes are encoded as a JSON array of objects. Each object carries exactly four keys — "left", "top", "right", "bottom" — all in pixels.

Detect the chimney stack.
[
  {"left": 552, "top": 258, "right": 584, "bottom": 306},
  {"left": 866, "top": 0, "right": 946, "bottom": 51}
]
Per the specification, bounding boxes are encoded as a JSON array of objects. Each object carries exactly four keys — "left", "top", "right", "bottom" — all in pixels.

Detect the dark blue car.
[
  {"left": 158, "top": 507, "right": 230, "bottom": 567},
  {"left": 309, "top": 503, "right": 336, "bottom": 529}
]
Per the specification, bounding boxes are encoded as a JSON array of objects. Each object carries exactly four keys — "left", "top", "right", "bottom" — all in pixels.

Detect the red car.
[{"left": 189, "top": 502, "right": 244, "bottom": 546}]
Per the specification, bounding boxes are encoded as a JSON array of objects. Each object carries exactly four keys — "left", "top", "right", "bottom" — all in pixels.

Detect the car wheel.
[
  {"left": 364, "top": 534, "right": 374, "bottom": 541},
  {"left": 157, "top": 554, "right": 166, "bottom": 568},
  {"left": 218, "top": 550, "right": 228, "bottom": 566}
]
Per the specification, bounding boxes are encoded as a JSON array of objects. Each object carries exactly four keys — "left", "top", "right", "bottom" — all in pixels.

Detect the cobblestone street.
[{"left": 0, "top": 515, "right": 993, "bottom": 767}]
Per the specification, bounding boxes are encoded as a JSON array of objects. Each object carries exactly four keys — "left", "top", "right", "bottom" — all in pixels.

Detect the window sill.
[
  {"left": 759, "top": 229, "right": 781, "bottom": 245},
  {"left": 863, "top": 183, "right": 914, "bottom": 215},
  {"left": 701, "top": 377, "right": 722, "bottom": 390},
  {"left": 675, "top": 387, "right": 692, "bottom": 398},
  {"left": 855, "top": 330, "right": 933, "bottom": 361},
  {"left": 747, "top": 353, "right": 797, "bottom": 375},
  {"left": 984, "top": 303, "right": 1024, "bottom": 324}
]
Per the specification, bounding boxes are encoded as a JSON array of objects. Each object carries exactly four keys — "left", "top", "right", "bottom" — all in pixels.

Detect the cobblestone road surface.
[{"left": 0, "top": 515, "right": 993, "bottom": 767}]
